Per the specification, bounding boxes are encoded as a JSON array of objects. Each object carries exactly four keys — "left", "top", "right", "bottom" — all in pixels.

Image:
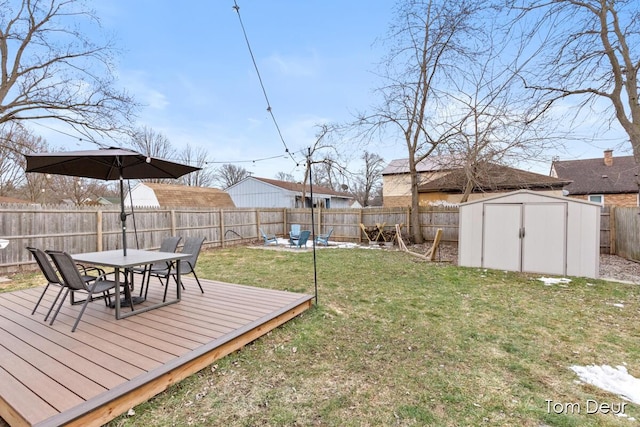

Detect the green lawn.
[{"left": 6, "top": 246, "right": 640, "bottom": 426}]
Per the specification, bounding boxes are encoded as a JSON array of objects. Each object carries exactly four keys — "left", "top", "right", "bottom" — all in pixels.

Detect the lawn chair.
[
  {"left": 146, "top": 236, "right": 206, "bottom": 302},
  {"left": 27, "top": 246, "right": 104, "bottom": 321},
  {"left": 315, "top": 228, "right": 334, "bottom": 246},
  {"left": 46, "top": 250, "right": 121, "bottom": 332},
  {"left": 289, "top": 224, "right": 301, "bottom": 240},
  {"left": 290, "top": 230, "right": 311, "bottom": 249},
  {"left": 260, "top": 228, "right": 278, "bottom": 245},
  {"left": 134, "top": 236, "right": 182, "bottom": 299}
]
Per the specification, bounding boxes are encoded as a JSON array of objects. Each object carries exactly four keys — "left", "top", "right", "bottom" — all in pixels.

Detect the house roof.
[
  {"left": 382, "top": 156, "right": 463, "bottom": 175},
  {"left": 0, "top": 196, "right": 32, "bottom": 204},
  {"left": 252, "top": 177, "right": 352, "bottom": 199},
  {"left": 552, "top": 154, "right": 639, "bottom": 195},
  {"left": 142, "top": 183, "right": 235, "bottom": 208},
  {"left": 418, "top": 163, "right": 570, "bottom": 193}
]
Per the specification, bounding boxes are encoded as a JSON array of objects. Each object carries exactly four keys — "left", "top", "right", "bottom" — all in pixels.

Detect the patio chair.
[
  {"left": 145, "top": 236, "right": 206, "bottom": 302},
  {"left": 260, "top": 228, "right": 278, "bottom": 245},
  {"left": 289, "top": 224, "right": 301, "bottom": 240},
  {"left": 289, "top": 230, "right": 311, "bottom": 249},
  {"left": 133, "top": 236, "right": 182, "bottom": 299},
  {"left": 46, "top": 250, "right": 122, "bottom": 332},
  {"left": 27, "top": 247, "right": 104, "bottom": 321},
  {"left": 315, "top": 228, "right": 334, "bottom": 246}
]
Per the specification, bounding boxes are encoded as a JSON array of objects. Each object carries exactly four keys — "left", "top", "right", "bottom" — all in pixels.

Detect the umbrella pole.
[{"left": 120, "top": 176, "right": 127, "bottom": 256}]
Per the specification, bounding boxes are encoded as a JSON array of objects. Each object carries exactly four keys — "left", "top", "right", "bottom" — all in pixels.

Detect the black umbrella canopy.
[
  {"left": 25, "top": 147, "right": 201, "bottom": 255},
  {"left": 24, "top": 147, "right": 200, "bottom": 180}
]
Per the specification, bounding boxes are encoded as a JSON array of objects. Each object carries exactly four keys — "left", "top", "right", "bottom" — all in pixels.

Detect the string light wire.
[{"left": 232, "top": 1, "right": 298, "bottom": 166}]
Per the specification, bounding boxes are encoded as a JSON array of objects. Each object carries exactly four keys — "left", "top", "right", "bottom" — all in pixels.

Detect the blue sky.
[
  {"left": 36, "top": 1, "right": 631, "bottom": 180},
  {"left": 93, "top": 0, "right": 397, "bottom": 179}
]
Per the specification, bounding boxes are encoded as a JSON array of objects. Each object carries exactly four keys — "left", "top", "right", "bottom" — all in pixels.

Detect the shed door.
[
  {"left": 482, "top": 204, "right": 522, "bottom": 271},
  {"left": 522, "top": 203, "right": 566, "bottom": 275}
]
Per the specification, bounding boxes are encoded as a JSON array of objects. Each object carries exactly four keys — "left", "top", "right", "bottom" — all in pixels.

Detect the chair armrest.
[{"left": 76, "top": 263, "right": 106, "bottom": 276}]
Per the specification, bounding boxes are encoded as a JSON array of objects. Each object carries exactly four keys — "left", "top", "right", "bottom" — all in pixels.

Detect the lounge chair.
[
  {"left": 290, "top": 230, "right": 311, "bottom": 249},
  {"left": 289, "top": 224, "right": 301, "bottom": 240},
  {"left": 315, "top": 228, "right": 334, "bottom": 246},
  {"left": 260, "top": 228, "right": 278, "bottom": 245}
]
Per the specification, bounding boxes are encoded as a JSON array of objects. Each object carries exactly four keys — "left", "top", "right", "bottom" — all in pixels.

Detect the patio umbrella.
[{"left": 25, "top": 147, "right": 200, "bottom": 255}]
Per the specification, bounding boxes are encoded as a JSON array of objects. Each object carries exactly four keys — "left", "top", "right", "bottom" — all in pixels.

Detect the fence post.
[
  {"left": 220, "top": 209, "right": 225, "bottom": 248},
  {"left": 96, "top": 210, "right": 103, "bottom": 252},
  {"left": 610, "top": 206, "right": 616, "bottom": 255},
  {"left": 256, "top": 210, "right": 261, "bottom": 238}
]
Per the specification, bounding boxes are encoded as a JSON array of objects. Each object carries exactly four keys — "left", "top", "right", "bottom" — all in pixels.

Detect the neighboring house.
[
  {"left": 551, "top": 150, "right": 640, "bottom": 207},
  {"left": 382, "top": 156, "right": 461, "bottom": 207},
  {"left": 0, "top": 196, "right": 32, "bottom": 204},
  {"left": 226, "top": 176, "right": 353, "bottom": 208},
  {"left": 382, "top": 157, "right": 569, "bottom": 207},
  {"left": 96, "top": 196, "right": 120, "bottom": 205},
  {"left": 124, "top": 183, "right": 235, "bottom": 208},
  {"left": 419, "top": 163, "right": 570, "bottom": 204}
]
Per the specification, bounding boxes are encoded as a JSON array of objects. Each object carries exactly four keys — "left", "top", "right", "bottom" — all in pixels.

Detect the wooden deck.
[{"left": 0, "top": 276, "right": 313, "bottom": 427}]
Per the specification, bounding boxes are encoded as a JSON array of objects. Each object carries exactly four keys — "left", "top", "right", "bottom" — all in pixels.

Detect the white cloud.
[{"left": 119, "top": 70, "right": 169, "bottom": 110}]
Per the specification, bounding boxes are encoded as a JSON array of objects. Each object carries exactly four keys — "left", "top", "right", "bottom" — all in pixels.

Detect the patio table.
[{"left": 72, "top": 249, "right": 190, "bottom": 319}]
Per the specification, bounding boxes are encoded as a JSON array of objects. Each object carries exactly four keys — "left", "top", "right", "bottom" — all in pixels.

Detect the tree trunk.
[{"left": 410, "top": 166, "right": 423, "bottom": 244}]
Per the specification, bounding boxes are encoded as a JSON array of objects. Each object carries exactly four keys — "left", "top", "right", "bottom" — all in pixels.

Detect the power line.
[{"left": 232, "top": 1, "right": 299, "bottom": 166}]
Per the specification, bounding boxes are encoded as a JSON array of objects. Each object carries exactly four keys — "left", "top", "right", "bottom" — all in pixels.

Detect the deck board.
[{"left": 0, "top": 277, "right": 313, "bottom": 427}]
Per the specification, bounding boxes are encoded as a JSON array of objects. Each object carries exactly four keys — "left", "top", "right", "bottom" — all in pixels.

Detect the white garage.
[{"left": 458, "top": 190, "right": 600, "bottom": 278}]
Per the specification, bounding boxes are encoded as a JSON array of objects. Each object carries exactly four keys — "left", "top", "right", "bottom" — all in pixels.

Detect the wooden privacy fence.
[
  {"left": 3, "top": 203, "right": 627, "bottom": 274},
  {"left": 610, "top": 206, "right": 640, "bottom": 262},
  {"left": 0, "top": 204, "right": 459, "bottom": 274}
]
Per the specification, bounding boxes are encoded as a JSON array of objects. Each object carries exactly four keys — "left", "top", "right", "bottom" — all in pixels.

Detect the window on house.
[{"left": 588, "top": 194, "right": 604, "bottom": 206}]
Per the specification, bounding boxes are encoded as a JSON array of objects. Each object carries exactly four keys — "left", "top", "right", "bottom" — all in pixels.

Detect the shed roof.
[
  {"left": 418, "top": 163, "right": 570, "bottom": 193},
  {"left": 552, "top": 154, "right": 639, "bottom": 195},
  {"left": 142, "top": 183, "right": 235, "bottom": 208},
  {"left": 458, "top": 189, "right": 601, "bottom": 207}
]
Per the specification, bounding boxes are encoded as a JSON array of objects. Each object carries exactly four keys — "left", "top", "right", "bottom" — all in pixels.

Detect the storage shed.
[{"left": 458, "top": 190, "right": 600, "bottom": 278}]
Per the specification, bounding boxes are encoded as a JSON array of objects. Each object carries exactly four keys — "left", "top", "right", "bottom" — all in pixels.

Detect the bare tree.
[
  {"left": 301, "top": 124, "right": 347, "bottom": 205},
  {"left": 127, "top": 126, "right": 177, "bottom": 183},
  {"left": 274, "top": 172, "right": 297, "bottom": 182},
  {"left": 351, "top": 152, "right": 385, "bottom": 207},
  {"left": 177, "top": 144, "right": 215, "bottom": 187},
  {"left": 214, "top": 164, "right": 249, "bottom": 189},
  {"left": 355, "top": 0, "right": 483, "bottom": 243},
  {"left": 128, "top": 126, "right": 175, "bottom": 159},
  {"left": 0, "top": 124, "right": 41, "bottom": 196},
  {"left": 510, "top": 0, "right": 640, "bottom": 165},
  {"left": 442, "top": 27, "right": 563, "bottom": 202},
  {"left": 0, "top": 0, "right": 137, "bottom": 146}
]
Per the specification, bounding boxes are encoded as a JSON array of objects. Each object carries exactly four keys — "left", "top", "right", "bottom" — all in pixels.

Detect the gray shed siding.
[
  {"left": 458, "top": 190, "right": 600, "bottom": 278},
  {"left": 227, "top": 180, "right": 295, "bottom": 208}
]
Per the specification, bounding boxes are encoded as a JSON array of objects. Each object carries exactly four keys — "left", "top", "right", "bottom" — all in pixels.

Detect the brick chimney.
[{"left": 604, "top": 149, "right": 613, "bottom": 166}]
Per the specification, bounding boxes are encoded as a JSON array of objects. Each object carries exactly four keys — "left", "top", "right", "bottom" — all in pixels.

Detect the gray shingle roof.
[
  {"left": 418, "top": 163, "right": 570, "bottom": 193},
  {"left": 552, "top": 155, "right": 639, "bottom": 195},
  {"left": 382, "top": 156, "right": 463, "bottom": 175}
]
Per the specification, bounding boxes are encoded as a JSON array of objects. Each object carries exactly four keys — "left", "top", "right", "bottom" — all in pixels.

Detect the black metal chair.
[
  {"left": 27, "top": 247, "right": 104, "bottom": 321},
  {"left": 46, "top": 250, "right": 122, "bottom": 332},
  {"left": 134, "top": 236, "right": 182, "bottom": 299},
  {"left": 145, "top": 236, "right": 205, "bottom": 302}
]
